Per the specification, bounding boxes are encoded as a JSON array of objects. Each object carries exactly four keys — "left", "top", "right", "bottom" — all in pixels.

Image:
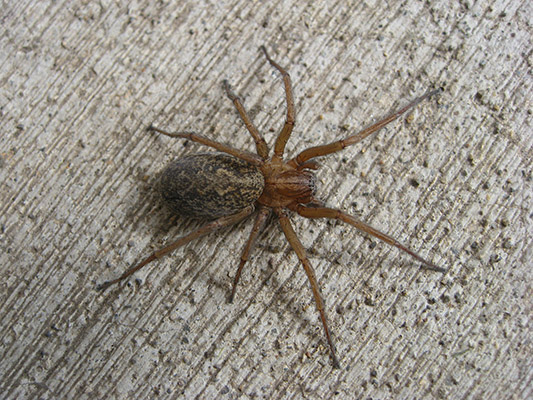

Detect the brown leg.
[
  {"left": 276, "top": 208, "right": 341, "bottom": 369},
  {"left": 223, "top": 80, "right": 269, "bottom": 160},
  {"left": 148, "top": 126, "right": 262, "bottom": 166},
  {"left": 230, "top": 206, "right": 271, "bottom": 303},
  {"left": 289, "top": 89, "right": 442, "bottom": 168},
  {"left": 97, "top": 206, "right": 255, "bottom": 291},
  {"left": 292, "top": 204, "right": 445, "bottom": 273},
  {"left": 260, "top": 46, "right": 295, "bottom": 160}
]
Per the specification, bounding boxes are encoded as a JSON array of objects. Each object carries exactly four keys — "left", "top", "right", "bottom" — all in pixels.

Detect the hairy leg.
[
  {"left": 276, "top": 208, "right": 341, "bottom": 369},
  {"left": 148, "top": 126, "right": 262, "bottom": 166},
  {"left": 260, "top": 46, "right": 295, "bottom": 161},
  {"left": 289, "top": 89, "right": 441, "bottom": 167},
  {"left": 230, "top": 206, "right": 271, "bottom": 302},
  {"left": 223, "top": 80, "right": 269, "bottom": 160},
  {"left": 292, "top": 204, "right": 445, "bottom": 272},
  {"left": 98, "top": 206, "right": 255, "bottom": 291}
]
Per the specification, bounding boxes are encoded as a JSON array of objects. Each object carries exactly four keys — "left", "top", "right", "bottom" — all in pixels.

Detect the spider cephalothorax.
[{"left": 99, "top": 46, "right": 445, "bottom": 368}]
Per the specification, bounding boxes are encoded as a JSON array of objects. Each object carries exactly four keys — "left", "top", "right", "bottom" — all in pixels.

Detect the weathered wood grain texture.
[{"left": 0, "top": 1, "right": 531, "bottom": 399}]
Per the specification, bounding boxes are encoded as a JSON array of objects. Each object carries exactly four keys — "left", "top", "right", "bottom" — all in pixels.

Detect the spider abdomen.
[{"left": 160, "top": 153, "right": 265, "bottom": 219}]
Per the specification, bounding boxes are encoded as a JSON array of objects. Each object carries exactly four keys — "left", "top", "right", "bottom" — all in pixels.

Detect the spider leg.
[
  {"left": 276, "top": 207, "right": 341, "bottom": 369},
  {"left": 97, "top": 206, "right": 255, "bottom": 291},
  {"left": 223, "top": 80, "right": 269, "bottom": 160},
  {"left": 292, "top": 204, "right": 445, "bottom": 273},
  {"left": 148, "top": 126, "right": 262, "bottom": 166},
  {"left": 260, "top": 46, "right": 295, "bottom": 161},
  {"left": 230, "top": 206, "right": 271, "bottom": 303},
  {"left": 289, "top": 89, "right": 441, "bottom": 168}
]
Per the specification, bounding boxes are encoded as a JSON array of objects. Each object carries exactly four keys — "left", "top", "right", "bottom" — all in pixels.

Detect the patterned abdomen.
[{"left": 160, "top": 153, "right": 264, "bottom": 218}]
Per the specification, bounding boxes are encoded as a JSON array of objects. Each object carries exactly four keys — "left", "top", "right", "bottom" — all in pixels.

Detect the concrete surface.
[{"left": 0, "top": 0, "right": 531, "bottom": 399}]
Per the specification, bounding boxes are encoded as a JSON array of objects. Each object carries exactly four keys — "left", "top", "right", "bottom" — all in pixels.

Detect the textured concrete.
[{"left": 0, "top": 1, "right": 531, "bottom": 398}]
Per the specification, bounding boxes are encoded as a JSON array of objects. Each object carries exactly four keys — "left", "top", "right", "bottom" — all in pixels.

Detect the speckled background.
[{"left": 0, "top": 1, "right": 531, "bottom": 398}]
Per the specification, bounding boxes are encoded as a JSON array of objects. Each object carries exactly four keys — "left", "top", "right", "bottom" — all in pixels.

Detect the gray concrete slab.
[{"left": 0, "top": 0, "right": 531, "bottom": 398}]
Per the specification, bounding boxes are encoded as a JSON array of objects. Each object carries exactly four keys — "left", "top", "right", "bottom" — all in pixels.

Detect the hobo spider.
[{"left": 99, "top": 46, "right": 445, "bottom": 368}]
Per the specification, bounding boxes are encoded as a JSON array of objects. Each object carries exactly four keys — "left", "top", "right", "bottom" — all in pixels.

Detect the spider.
[{"left": 99, "top": 46, "right": 445, "bottom": 368}]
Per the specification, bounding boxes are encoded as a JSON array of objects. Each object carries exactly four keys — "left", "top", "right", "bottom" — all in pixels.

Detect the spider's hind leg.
[
  {"left": 97, "top": 206, "right": 255, "bottom": 291},
  {"left": 230, "top": 206, "right": 271, "bottom": 302},
  {"left": 147, "top": 126, "right": 262, "bottom": 166}
]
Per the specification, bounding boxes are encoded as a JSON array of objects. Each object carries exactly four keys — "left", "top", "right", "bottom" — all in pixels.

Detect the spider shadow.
[{"left": 117, "top": 169, "right": 215, "bottom": 277}]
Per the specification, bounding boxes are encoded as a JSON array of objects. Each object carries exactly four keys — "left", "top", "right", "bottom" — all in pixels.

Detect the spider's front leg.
[
  {"left": 288, "top": 88, "right": 442, "bottom": 168},
  {"left": 275, "top": 208, "right": 341, "bottom": 369},
  {"left": 291, "top": 204, "right": 445, "bottom": 273},
  {"left": 260, "top": 46, "right": 295, "bottom": 161}
]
